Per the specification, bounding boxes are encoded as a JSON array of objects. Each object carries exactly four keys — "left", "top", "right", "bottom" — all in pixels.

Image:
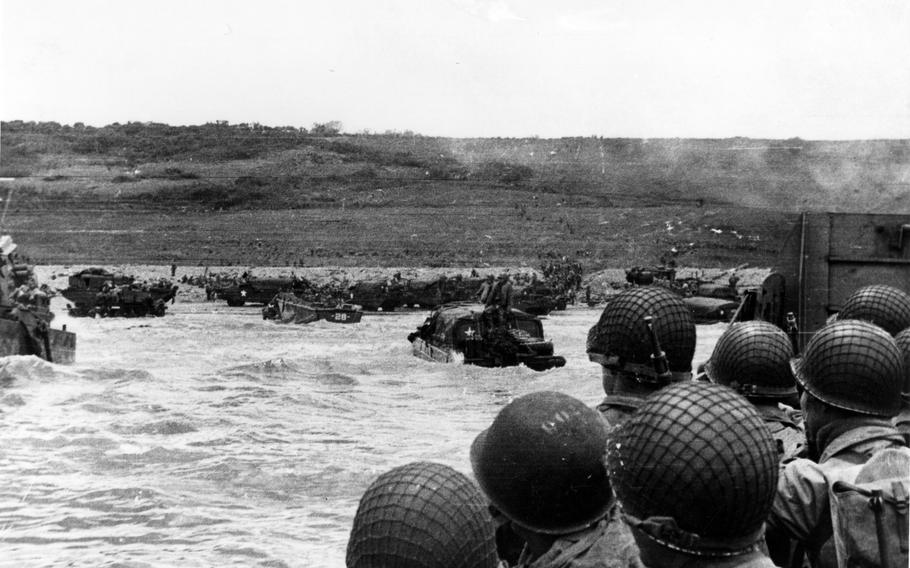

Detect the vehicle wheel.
[{"left": 227, "top": 299, "right": 245, "bottom": 307}]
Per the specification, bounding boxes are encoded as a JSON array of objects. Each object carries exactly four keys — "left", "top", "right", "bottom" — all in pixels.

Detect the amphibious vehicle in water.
[
  {"left": 407, "top": 303, "right": 566, "bottom": 371},
  {"left": 262, "top": 292, "right": 363, "bottom": 324},
  {"left": 0, "top": 234, "right": 76, "bottom": 363},
  {"left": 62, "top": 268, "right": 178, "bottom": 317}
]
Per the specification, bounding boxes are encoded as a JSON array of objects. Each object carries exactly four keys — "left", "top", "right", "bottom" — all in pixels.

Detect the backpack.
[{"left": 827, "top": 446, "right": 910, "bottom": 568}]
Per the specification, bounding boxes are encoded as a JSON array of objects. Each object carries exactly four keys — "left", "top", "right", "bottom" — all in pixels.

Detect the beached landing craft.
[
  {"left": 262, "top": 292, "right": 363, "bottom": 324},
  {"left": 407, "top": 302, "right": 566, "bottom": 371}
]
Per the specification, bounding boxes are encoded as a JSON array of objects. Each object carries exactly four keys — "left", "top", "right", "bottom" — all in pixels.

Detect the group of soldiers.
[
  {"left": 0, "top": 235, "right": 49, "bottom": 314},
  {"left": 347, "top": 282, "right": 910, "bottom": 568},
  {"left": 477, "top": 273, "right": 515, "bottom": 330}
]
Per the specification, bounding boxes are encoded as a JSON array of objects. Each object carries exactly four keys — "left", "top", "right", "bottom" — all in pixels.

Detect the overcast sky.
[{"left": 2, "top": 0, "right": 909, "bottom": 139}]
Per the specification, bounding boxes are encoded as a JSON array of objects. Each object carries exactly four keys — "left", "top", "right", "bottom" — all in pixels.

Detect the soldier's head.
[
  {"left": 895, "top": 327, "right": 910, "bottom": 407},
  {"left": 836, "top": 284, "right": 910, "bottom": 336},
  {"left": 705, "top": 320, "right": 797, "bottom": 406},
  {"left": 471, "top": 392, "right": 613, "bottom": 557},
  {"left": 606, "top": 382, "right": 779, "bottom": 566},
  {"left": 792, "top": 320, "right": 904, "bottom": 448},
  {"left": 587, "top": 287, "right": 695, "bottom": 397},
  {"left": 347, "top": 461, "right": 499, "bottom": 568}
]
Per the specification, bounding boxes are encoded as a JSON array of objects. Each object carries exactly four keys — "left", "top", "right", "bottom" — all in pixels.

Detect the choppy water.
[{"left": 0, "top": 297, "right": 725, "bottom": 567}]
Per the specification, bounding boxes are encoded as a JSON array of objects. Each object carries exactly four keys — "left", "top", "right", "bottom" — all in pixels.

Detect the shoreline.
[{"left": 35, "top": 264, "right": 771, "bottom": 304}]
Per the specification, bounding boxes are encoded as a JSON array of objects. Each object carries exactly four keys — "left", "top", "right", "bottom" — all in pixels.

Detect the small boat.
[
  {"left": 263, "top": 292, "right": 363, "bottom": 324},
  {"left": 407, "top": 302, "right": 566, "bottom": 371}
]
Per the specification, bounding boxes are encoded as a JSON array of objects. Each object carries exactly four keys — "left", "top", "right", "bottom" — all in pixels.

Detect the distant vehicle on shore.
[
  {"left": 262, "top": 292, "right": 363, "bottom": 324},
  {"left": 61, "top": 268, "right": 178, "bottom": 317},
  {"left": 625, "top": 264, "right": 743, "bottom": 324},
  {"left": 215, "top": 276, "right": 313, "bottom": 307},
  {"left": 407, "top": 303, "right": 566, "bottom": 371},
  {"left": 350, "top": 276, "right": 567, "bottom": 314}
]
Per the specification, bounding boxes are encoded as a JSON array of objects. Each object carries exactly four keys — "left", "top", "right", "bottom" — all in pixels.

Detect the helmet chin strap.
[
  {"left": 602, "top": 359, "right": 691, "bottom": 386},
  {"left": 623, "top": 512, "right": 764, "bottom": 558}
]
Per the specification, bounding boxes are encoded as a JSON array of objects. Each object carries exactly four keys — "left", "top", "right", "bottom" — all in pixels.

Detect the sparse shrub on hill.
[
  {"left": 144, "top": 167, "right": 199, "bottom": 180},
  {"left": 137, "top": 182, "right": 269, "bottom": 209},
  {"left": 111, "top": 174, "right": 141, "bottom": 183},
  {"left": 474, "top": 161, "right": 535, "bottom": 184}
]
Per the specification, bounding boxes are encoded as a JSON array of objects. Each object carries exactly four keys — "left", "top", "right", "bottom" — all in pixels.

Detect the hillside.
[{"left": 1, "top": 121, "right": 907, "bottom": 269}]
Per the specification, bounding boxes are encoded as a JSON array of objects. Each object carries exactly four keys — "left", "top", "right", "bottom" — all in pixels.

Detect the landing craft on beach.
[{"left": 407, "top": 302, "right": 566, "bottom": 371}]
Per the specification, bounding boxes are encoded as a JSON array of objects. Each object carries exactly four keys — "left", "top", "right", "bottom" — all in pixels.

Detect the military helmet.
[
  {"left": 587, "top": 286, "right": 696, "bottom": 378},
  {"left": 704, "top": 321, "right": 797, "bottom": 399},
  {"left": 347, "top": 461, "right": 498, "bottom": 568},
  {"left": 836, "top": 284, "right": 910, "bottom": 336},
  {"left": 606, "top": 382, "right": 779, "bottom": 557},
  {"left": 470, "top": 391, "right": 613, "bottom": 535},
  {"left": 792, "top": 319, "right": 904, "bottom": 417},
  {"left": 891, "top": 327, "right": 910, "bottom": 400}
]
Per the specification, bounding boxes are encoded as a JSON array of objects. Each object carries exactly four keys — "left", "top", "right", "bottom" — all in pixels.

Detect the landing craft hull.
[
  {"left": 316, "top": 307, "right": 363, "bottom": 324},
  {"left": 412, "top": 336, "right": 566, "bottom": 370},
  {"left": 411, "top": 337, "right": 461, "bottom": 364},
  {"left": 265, "top": 294, "right": 363, "bottom": 324},
  {"left": 733, "top": 212, "right": 910, "bottom": 350},
  {"left": 0, "top": 318, "right": 76, "bottom": 364}
]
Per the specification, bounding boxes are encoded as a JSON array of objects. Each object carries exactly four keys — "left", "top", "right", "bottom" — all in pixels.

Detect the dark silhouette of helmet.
[
  {"left": 606, "top": 382, "right": 779, "bottom": 556},
  {"left": 587, "top": 286, "right": 695, "bottom": 375},
  {"left": 837, "top": 284, "right": 910, "bottom": 336},
  {"left": 347, "top": 461, "right": 498, "bottom": 568},
  {"left": 704, "top": 320, "right": 796, "bottom": 399},
  {"left": 895, "top": 328, "right": 910, "bottom": 399},
  {"left": 470, "top": 391, "right": 613, "bottom": 534},
  {"left": 792, "top": 319, "right": 904, "bottom": 417}
]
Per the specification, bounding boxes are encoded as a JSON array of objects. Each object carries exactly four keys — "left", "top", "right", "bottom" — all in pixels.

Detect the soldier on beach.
[{"left": 477, "top": 274, "right": 495, "bottom": 304}]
